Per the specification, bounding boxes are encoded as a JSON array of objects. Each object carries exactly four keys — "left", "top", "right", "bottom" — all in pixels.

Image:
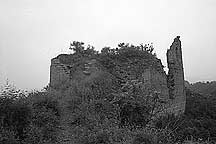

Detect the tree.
[
  {"left": 69, "top": 41, "right": 85, "bottom": 54},
  {"left": 0, "top": 81, "right": 31, "bottom": 142},
  {"left": 85, "top": 45, "right": 97, "bottom": 56},
  {"left": 101, "top": 47, "right": 111, "bottom": 55},
  {"left": 110, "top": 79, "right": 165, "bottom": 128}
]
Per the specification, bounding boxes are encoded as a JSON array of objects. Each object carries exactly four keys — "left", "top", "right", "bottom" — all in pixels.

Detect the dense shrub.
[
  {"left": 0, "top": 128, "right": 20, "bottom": 144},
  {"left": 24, "top": 91, "right": 60, "bottom": 143},
  {"left": 0, "top": 84, "right": 60, "bottom": 144},
  {"left": 132, "top": 131, "right": 156, "bottom": 144},
  {"left": 152, "top": 89, "right": 216, "bottom": 143},
  {"left": 0, "top": 84, "right": 31, "bottom": 142},
  {"left": 67, "top": 73, "right": 168, "bottom": 144},
  {"left": 185, "top": 89, "right": 216, "bottom": 141}
]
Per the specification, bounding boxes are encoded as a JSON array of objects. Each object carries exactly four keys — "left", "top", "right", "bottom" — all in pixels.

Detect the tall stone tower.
[{"left": 167, "top": 36, "right": 186, "bottom": 114}]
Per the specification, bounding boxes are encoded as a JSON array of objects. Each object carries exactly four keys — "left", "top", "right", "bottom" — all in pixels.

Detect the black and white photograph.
[{"left": 0, "top": 0, "right": 216, "bottom": 143}]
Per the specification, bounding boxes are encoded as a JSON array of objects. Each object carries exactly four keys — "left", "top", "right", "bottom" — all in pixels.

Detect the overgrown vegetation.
[
  {"left": 152, "top": 88, "right": 216, "bottom": 143},
  {"left": 1, "top": 42, "right": 216, "bottom": 144},
  {"left": 186, "top": 81, "right": 216, "bottom": 97},
  {"left": 2, "top": 83, "right": 215, "bottom": 143},
  {"left": 0, "top": 83, "right": 60, "bottom": 144}
]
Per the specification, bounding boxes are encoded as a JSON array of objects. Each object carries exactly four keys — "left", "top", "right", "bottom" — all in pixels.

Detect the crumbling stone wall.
[
  {"left": 50, "top": 36, "right": 186, "bottom": 115},
  {"left": 50, "top": 58, "right": 70, "bottom": 89},
  {"left": 142, "top": 67, "right": 169, "bottom": 100},
  {"left": 166, "top": 36, "right": 186, "bottom": 114},
  {"left": 49, "top": 37, "right": 187, "bottom": 143}
]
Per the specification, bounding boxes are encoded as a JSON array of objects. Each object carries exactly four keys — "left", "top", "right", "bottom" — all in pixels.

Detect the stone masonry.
[
  {"left": 49, "top": 36, "right": 186, "bottom": 143},
  {"left": 50, "top": 58, "right": 70, "bottom": 89},
  {"left": 166, "top": 36, "right": 186, "bottom": 114},
  {"left": 50, "top": 36, "right": 186, "bottom": 114}
]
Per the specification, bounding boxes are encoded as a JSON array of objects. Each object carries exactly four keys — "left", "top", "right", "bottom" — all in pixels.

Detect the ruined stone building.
[
  {"left": 49, "top": 36, "right": 186, "bottom": 143},
  {"left": 50, "top": 36, "right": 186, "bottom": 115}
]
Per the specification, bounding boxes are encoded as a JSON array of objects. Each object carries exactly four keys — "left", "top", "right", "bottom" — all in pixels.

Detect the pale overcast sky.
[{"left": 0, "top": 0, "right": 216, "bottom": 90}]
